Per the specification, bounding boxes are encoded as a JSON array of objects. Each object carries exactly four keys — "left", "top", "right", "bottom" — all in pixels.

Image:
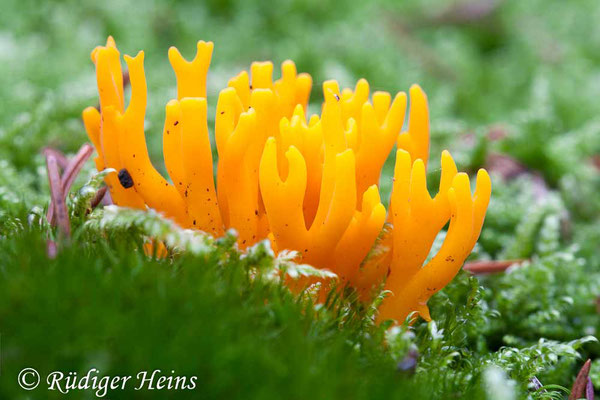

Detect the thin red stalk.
[
  {"left": 45, "top": 154, "right": 71, "bottom": 238},
  {"left": 463, "top": 259, "right": 525, "bottom": 274},
  {"left": 90, "top": 186, "right": 107, "bottom": 211},
  {"left": 61, "top": 144, "right": 94, "bottom": 193},
  {"left": 46, "top": 144, "right": 94, "bottom": 224},
  {"left": 42, "top": 148, "right": 69, "bottom": 170}
]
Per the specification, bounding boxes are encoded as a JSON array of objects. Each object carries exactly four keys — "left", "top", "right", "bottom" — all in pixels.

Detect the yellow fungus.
[
  {"left": 178, "top": 97, "right": 223, "bottom": 235},
  {"left": 118, "top": 52, "right": 189, "bottom": 226},
  {"left": 377, "top": 153, "right": 491, "bottom": 323},
  {"left": 143, "top": 240, "right": 168, "bottom": 259},
  {"left": 168, "top": 40, "right": 213, "bottom": 100},
  {"left": 85, "top": 37, "right": 491, "bottom": 324},
  {"left": 397, "top": 84, "right": 430, "bottom": 166}
]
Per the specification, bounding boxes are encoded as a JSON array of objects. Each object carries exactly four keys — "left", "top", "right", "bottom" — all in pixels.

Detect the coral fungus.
[{"left": 83, "top": 37, "right": 491, "bottom": 323}]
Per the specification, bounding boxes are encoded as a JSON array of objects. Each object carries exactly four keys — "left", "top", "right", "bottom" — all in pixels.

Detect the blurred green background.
[
  {"left": 2, "top": 0, "right": 600, "bottom": 399},
  {"left": 2, "top": 0, "right": 600, "bottom": 171},
  {"left": 3, "top": 0, "right": 600, "bottom": 206}
]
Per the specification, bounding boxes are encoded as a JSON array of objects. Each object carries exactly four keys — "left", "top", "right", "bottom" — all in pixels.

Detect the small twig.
[
  {"left": 569, "top": 359, "right": 592, "bottom": 400},
  {"left": 45, "top": 154, "right": 71, "bottom": 239},
  {"left": 46, "top": 144, "right": 94, "bottom": 224},
  {"left": 90, "top": 186, "right": 108, "bottom": 211},
  {"left": 463, "top": 259, "right": 526, "bottom": 274}
]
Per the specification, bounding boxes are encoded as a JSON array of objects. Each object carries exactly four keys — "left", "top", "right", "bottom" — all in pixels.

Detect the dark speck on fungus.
[{"left": 118, "top": 168, "right": 134, "bottom": 189}]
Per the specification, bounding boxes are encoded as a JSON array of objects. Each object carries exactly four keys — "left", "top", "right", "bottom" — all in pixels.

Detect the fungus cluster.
[{"left": 84, "top": 37, "right": 491, "bottom": 323}]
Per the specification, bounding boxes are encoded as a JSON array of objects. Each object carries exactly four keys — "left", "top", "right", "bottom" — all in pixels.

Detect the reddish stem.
[
  {"left": 42, "top": 148, "right": 69, "bottom": 170},
  {"left": 90, "top": 186, "right": 107, "bottom": 211},
  {"left": 46, "top": 144, "right": 93, "bottom": 224},
  {"left": 45, "top": 154, "right": 71, "bottom": 239}
]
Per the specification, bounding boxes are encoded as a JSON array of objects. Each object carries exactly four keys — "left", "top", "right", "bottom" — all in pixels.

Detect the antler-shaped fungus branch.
[{"left": 379, "top": 163, "right": 491, "bottom": 323}]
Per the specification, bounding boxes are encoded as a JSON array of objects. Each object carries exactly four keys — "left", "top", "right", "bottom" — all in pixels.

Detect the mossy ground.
[{"left": 1, "top": 0, "right": 600, "bottom": 398}]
